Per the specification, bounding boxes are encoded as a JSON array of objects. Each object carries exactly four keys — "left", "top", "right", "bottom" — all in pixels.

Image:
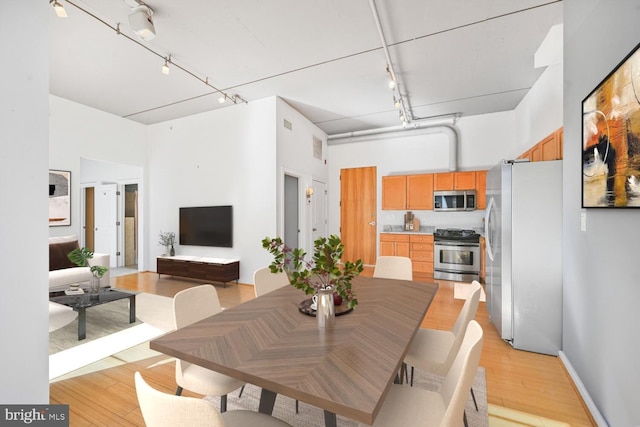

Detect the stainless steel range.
[{"left": 433, "top": 228, "right": 481, "bottom": 282}]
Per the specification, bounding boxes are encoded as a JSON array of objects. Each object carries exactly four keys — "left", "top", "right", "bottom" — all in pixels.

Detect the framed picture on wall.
[
  {"left": 49, "top": 169, "right": 71, "bottom": 226},
  {"left": 582, "top": 41, "right": 640, "bottom": 208}
]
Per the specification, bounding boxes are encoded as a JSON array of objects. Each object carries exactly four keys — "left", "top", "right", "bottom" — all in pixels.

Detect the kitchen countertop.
[{"left": 381, "top": 225, "right": 485, "bottom": 236}]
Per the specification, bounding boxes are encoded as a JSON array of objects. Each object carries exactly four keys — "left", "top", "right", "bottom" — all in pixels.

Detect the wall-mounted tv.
[{"left": 179, "top": 205, "right": 233, "bottom": 247}]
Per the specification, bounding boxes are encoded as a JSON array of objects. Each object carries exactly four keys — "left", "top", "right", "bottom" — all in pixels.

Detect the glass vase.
[
  {"left": 316, "top": 287, "right": 335, "bottom": 328},
  {"left": 89, "top": 276, "right": 100, "bottom": 299}
]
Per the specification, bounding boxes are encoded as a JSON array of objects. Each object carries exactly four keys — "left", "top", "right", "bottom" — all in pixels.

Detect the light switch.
[{"left": 580, "top": 211, "right": 587, "bottom": 232}]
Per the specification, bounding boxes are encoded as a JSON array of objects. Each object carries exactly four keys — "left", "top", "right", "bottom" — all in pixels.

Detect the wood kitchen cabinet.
[
  {"left": 454, "top": 171, "right": 476, "bottom": 190},
  {"left": 434, "top": 171, "right": 475, "bottom": 190},
  {"left": 475, "top": 170, "right": 487, "bottom": 209},
  {"left": 518, "top": 127, "right": 563, "bottom": 162},
  {"left": 382, "top": 176, "right": 407, "bottom": 210},
  {"left": 407, "top": 174, "right": 433, "bottom": 210},
  {"left": 409, "top": 234, "right": 434, "bottom": 274},
  {"left": 379, "top": 233, "right": 410, "bottom": 257}
]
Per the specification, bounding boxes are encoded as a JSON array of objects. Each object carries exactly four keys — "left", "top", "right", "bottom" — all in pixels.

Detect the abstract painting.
[
  {"left": 583, "top": 42, "right": 640, "bottom": 207},
  {"left": 49, "top": 170, "right": 71, "bottom": 226}
]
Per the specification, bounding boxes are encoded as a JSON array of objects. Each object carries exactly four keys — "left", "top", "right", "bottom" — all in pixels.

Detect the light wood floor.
[{"left": 49, "top": 271, "right": 595, "bottom": 426}]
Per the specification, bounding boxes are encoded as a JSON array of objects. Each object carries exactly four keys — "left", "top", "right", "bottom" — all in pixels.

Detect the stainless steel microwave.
[{"left": 433, "top": 190, "right": 476, "bottom": 211}]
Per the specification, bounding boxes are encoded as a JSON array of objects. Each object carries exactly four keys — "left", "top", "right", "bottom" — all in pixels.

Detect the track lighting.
[
  {"left": 161, "top": 56, "right": 170, "bottom": 75},
  {"left": 388, "top": 79, "right": 396, "bottom": 89},
  {"left": 129, "top": 5, "right": 155, "bottom": 41},
  {"left": 394, "top": 97, "right": 401, "bottom": 109},
  {"left": 51, "top": 0, "right": 68, "bottom": 18},
  {"left": 218, "top": 95, "right": 226, "bottom": 104}
]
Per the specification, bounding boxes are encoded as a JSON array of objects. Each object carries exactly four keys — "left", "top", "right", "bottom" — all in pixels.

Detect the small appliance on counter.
[{"left": 404, "top": 211, "right": 420, "bottom": 231}]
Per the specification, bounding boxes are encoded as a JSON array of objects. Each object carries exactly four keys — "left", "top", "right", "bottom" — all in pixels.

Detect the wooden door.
[{"left": 341, "top": 167, "right": 377, "bottom": 266}]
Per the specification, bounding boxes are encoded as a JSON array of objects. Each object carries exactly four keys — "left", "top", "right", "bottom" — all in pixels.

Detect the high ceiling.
[{"left": 49, "top": 0, "right": 563, "bottom": 136}]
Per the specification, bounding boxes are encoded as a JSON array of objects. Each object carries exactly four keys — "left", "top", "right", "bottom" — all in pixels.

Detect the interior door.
[
  {"left": 311, "top": 179, "right": 327, "bottom": 243},
  {"left": 284, "top": 174, "right": 299, "bottom": 250},
  {"left": 94, "top": 184, "right": 118, "bottom": 268},
  {"left": 340, "top": 167, "right": 377, "bottom": 265}
]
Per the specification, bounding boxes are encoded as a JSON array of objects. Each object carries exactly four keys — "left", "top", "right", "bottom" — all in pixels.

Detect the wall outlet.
[{"left": 580, "top": 211, "right": 587, "bottom": 232}]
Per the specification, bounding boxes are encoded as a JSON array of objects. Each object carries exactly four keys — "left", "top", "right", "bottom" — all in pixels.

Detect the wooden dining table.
[{"left": 150, "top": 276, "right": 438, "bottom": 426}]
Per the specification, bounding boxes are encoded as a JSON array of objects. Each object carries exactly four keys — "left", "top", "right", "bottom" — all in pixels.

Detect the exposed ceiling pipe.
[
  {"left": 328, "top": 123, "right": 459, "bottom": 171},
  {"left": 369, "top": 0, "right": 412, "bottom": 125}
]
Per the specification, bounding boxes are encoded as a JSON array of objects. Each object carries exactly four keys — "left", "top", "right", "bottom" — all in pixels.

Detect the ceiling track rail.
[{"left": 369, "top": 0, "right": 412, "bottom": 125}]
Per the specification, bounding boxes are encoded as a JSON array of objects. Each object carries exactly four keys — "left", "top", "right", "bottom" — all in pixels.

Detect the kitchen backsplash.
[{"left": 380, "top": 209, "right": 486, "bottom": 234}]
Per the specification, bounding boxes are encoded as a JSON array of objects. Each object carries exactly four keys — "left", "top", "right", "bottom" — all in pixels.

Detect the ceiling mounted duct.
[{"left": 129, "top": 5, "right": 155, "bottom": 41}]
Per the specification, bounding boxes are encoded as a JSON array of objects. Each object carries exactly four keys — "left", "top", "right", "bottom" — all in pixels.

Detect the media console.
[{"left": 157, "top": 256, "right": 240, "bottom": 286}]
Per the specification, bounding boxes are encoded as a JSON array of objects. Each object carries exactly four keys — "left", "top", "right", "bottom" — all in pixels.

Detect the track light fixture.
[
  {"left": 162, "top": 55, "right": 171, "bottom": 75},
  {"left": 129, "top": 5, "right": 155, "bottom": 41},
  {"left": 60, "top": 0, "right": 248, "bottom": 109},
  {"left": 51, "top": 0, "right": 68, "bottom": 18}
]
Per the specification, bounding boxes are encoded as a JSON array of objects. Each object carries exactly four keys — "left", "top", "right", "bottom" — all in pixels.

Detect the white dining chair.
[
  {"left": 373, "top": 256, "right": 413, "bottom": 280},
  {"left": 135, "top": 372, "right": 292, "bottom": 427},
  {"left": 173, "top": 285, "right": 245, "bottom": 412},
  {"left": 253, "top": 267, "right": 289, "bottom": 297},
  {"left": 403, "top": 280, "right": 482, "bottom": 411},
  {"left": 357, "top": 320, "right": 484, "bottom": 427}
]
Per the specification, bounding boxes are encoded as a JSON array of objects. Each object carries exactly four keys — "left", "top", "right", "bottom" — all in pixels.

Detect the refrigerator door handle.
[{"left": 485, "top": 197, "right": 496, "bottom": 262}]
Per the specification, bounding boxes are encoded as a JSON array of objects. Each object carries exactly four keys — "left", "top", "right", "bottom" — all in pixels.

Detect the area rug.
[
  {"left": 49, "top": 292, "right": 174, "bottom": 380},
  {"left": 205, "top": 367, "right": 488, "bottom": 426},
  {"left": 454, "top": 282, "right": 487, "bottom": 302}
]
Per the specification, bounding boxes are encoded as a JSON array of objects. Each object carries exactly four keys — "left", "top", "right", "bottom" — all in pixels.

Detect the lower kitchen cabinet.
[
  {"left": 409, "top": 234, "right": 434, "bottom": 275},
  {"left": 379, "top": 233, "right": 410, "bottom": 257}
]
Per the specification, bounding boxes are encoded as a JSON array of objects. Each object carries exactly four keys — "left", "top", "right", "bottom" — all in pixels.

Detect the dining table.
[{"left": 150, "top": 276, "right": 438, "bottom": 426}]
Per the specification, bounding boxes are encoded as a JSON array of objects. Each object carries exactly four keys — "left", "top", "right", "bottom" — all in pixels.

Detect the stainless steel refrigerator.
[{"left": 484, "top": 159, "right": 562, "bottom": 355}]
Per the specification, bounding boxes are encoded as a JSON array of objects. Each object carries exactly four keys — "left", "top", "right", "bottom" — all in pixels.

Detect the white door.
[
  {"left": 311, "top": 179, "right": 327, "bottom": 243},
  {"left": 94, "top": 184, "right": 118, "bottom": 268}
]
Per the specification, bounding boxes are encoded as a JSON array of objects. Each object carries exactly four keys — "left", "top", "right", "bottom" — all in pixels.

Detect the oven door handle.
[{"left": 435, "top": 241, "right": 479, "bottom": 247}]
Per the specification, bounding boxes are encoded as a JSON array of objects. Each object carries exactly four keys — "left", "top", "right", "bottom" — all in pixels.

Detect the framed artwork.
[
  {"left": 49, "top": 169, "right": 71, "bottom": 226},
  {"left": 582, "top": 42, "right": 640, "bottom": 207}
]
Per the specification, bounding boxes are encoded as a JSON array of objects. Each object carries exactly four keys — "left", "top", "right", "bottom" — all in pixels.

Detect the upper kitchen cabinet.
[
  {"left": 382, "top": 174, "right": 434, "bottom": 210},
  {"left": 407, "top": 174, "right": 434, "bottom": 210},
  {"left": 475, "top": 170, "right": 487, "bottom": 209},
  {"left": 518, "top": 127, "right": 563, "bottom": 162},
  {"left": 434, "top": 171, "right": 475, "bottom": 190},
  {"left": 382, "top": 176, "right": 407, "bottom": 210}
]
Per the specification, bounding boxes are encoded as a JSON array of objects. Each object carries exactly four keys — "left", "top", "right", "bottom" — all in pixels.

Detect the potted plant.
[
  {"left": 68, "top": 247, "right": 109, "bottom": 296},
  {"left": 159, "top": 231, "right": 176, "bottom": 256},
  {"left": 261, "top": 235, "right": 364, "bottom": 310}
]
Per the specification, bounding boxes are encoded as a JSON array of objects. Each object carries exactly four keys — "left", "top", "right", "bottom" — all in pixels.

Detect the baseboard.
[{"left": 558, "top": 350, "right": 608, "bottom": 426}]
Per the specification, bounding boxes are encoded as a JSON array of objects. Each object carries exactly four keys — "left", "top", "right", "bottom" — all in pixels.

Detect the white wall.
[
  {"left": 326, "top": 112, "right": 514, "bottom": 236},
  {"left": 514, "top": 61, "right": 564, "bottom": 155},
  {"left": 276, "top": 98, "right": 329, "bottom": 254},
  {"left": 563, "top": 1, "right": 640, "bottom": 425},
  {"left": 0, "top": 1, "right": 50, "bottom": 403},
  {"left": 147, "top": 97, "right": 278, "bottom": 283},
  {"left": 49, "top": 95, "right": 148, "bottom": 249}
]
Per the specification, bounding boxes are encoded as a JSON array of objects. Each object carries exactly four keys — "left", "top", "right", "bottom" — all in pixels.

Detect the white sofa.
[{"left": 49, "top": 235, "right": 110, "bottom": 291}]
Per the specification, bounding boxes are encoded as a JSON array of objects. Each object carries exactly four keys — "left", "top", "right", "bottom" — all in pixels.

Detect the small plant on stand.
[
  {"left": 262, "top": 235, "right": 364, "bottom": 309},
  {"left": 159, "top": 231, "right": 176, "bottom": 256}
]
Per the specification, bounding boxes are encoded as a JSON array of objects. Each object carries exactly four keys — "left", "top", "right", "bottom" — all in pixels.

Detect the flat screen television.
[{"left": 179, "top": 205, "right": 233, "bottom": 247}]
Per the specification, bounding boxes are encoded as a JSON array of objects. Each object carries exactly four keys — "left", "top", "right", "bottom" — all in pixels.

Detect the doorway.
[
  {"left": 284, "top": 174, "right": 299, "bottom": 250},
  {"left": 124, "top": 184, "right": 138, "bottom": 268}
]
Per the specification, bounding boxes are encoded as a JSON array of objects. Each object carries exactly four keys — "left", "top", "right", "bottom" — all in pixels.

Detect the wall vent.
[
  {"left": 283, "top": 119, "right": 292, "bottom": 130},
  {"left": 313, "top": 136, "right": 322, "bottom": 160}
]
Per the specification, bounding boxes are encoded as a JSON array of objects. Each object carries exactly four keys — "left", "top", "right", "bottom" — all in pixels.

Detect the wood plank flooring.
[{"left": 49, "top": 271, "right": 595, "bottom": 426}]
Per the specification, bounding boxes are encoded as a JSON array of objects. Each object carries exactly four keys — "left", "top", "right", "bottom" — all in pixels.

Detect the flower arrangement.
[
  {"left": 262, "top": 234, "right": 364, "bottom": 309},
  {"left": 158, "top": 231, "right": 176, "bottom": 247}
]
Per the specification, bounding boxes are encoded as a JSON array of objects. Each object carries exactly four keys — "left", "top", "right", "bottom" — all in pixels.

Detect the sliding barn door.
[{"left": 340, "top": 167, "right": 377, "bottom": 266}]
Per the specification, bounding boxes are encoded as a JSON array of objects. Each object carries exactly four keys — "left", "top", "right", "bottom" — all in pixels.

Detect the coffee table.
[{"left": 49, "top": 288, "right": 136, "bottom": 340}]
